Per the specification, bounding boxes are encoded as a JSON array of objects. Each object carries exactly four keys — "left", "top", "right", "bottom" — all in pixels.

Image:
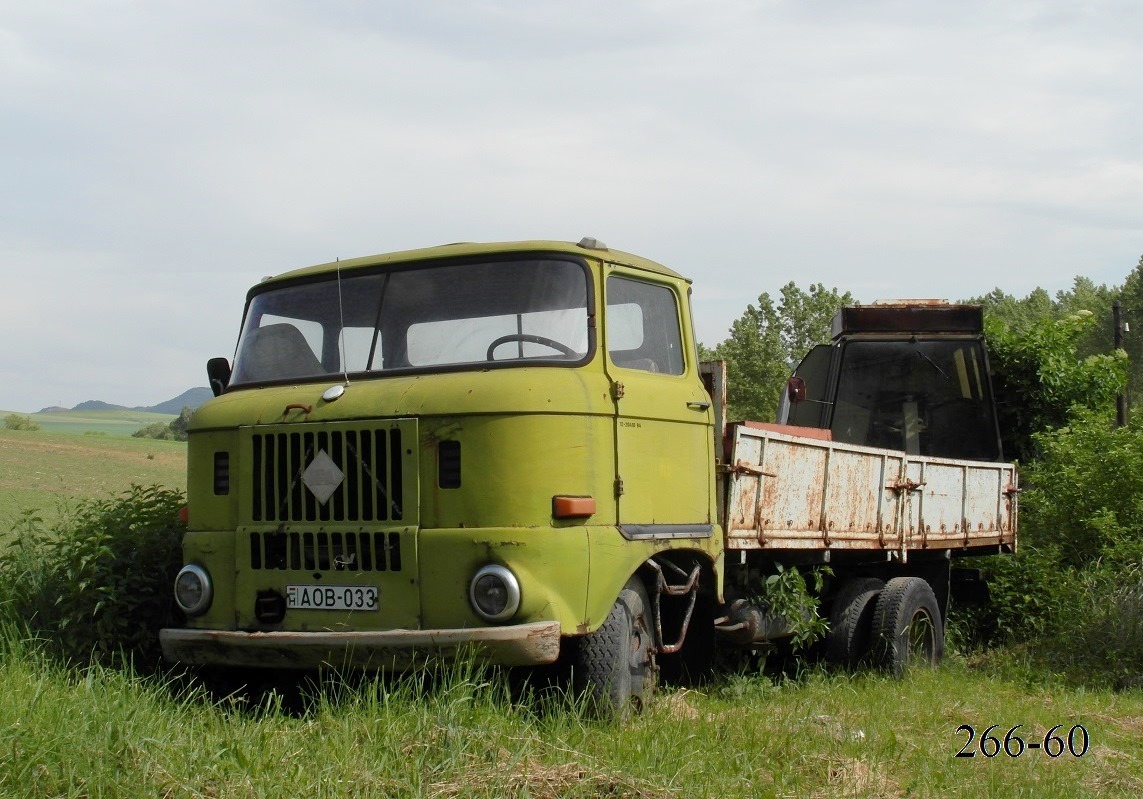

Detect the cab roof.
[{"left": 266, "top": 239, "right": 689, "bottom": 285}]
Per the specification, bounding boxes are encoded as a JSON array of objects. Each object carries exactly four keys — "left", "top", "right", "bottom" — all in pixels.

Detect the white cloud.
[{"left": 2, "top": 1, "right": 1143, "bottom": 409}]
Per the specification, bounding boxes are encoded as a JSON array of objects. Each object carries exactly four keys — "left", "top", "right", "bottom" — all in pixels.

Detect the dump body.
[{"left": 724, "top": 424, "right": 1017, "bottom": 555}]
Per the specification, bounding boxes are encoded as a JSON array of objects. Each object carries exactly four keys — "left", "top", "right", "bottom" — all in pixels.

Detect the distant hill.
[
  {"left": 72, "top": 400, "right": 129, "bottom": 412},
  {"left": 145, "top": 388, "right": 213, "bottom": 415},
  {"left": 38, "top": 387, "right": 213, "bottom": 415}
]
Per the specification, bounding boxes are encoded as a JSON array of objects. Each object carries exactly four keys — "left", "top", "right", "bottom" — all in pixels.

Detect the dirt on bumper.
[{"left": 160, "top": 621, "right": 561, "bottom": 669}]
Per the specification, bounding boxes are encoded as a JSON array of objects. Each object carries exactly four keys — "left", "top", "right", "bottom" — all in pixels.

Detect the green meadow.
[
  {"left": 0, "top": 640, "right": 1139, "bottom": 798},
  {"left": 0, "top": 423, "right": 186, "bottom": 531},
  {"left": 3, "top": 407, "right": 179, "bottom": 437}
]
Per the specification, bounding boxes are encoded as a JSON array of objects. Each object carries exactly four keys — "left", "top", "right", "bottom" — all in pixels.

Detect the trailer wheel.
[
  {"left": 873, "top": 576, "right": 943, "bottom": 676},
  {"left": 574, "top": 577, "right": 655, "bottom": 718},
  {"left": 824, "top": 577, "right": 884, "bottom": 666}
]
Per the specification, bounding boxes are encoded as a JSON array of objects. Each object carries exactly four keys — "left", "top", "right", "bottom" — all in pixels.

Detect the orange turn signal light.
[{"left": 552, "top": 495, "right": 596, "bottom": 519}]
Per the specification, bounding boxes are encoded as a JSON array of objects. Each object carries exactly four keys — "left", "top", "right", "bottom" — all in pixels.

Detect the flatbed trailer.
[{"left": 723, "top": 423, "right": 1017, "bottom": 556}]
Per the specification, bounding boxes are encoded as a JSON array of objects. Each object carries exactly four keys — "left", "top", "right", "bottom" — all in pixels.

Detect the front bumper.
[{"left": 159, "top": 621, "right": 561, "bottom": 669}]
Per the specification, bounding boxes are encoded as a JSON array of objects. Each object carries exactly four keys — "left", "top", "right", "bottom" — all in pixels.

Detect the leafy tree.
[
  {"left": 1057, "top": 276, "right": 1117, "bottom": 357},
  {"left": 714, "top": 283, "right": 855, "bottom": 421},
  {"left": 132, "top": 407, "right": 193, "bottom": 442},
  {"left": 170, "top": 406, "right": 194, "bottom": 439},
  {"left": 972, "top": 267, "right": 1135, "bottom": 409},
  {"left": 984, "top": 310, "right": 1125, "bottom": 462},
  {"left": 972, "top": 279, "right": 1116, "bottom": 353},
  {"left": 973, "top": 287, "right": 1056, "bottom": 330},
  {"left": 1115, "top": 254, "right": 1143, "bottom": 402},
  {"left": 715, "top": 298, "right": 783, "bottom": 421}
]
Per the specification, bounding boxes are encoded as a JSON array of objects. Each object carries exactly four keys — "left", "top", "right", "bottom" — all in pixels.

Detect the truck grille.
[
  {"left": 249, "top": 530, "right": 403, "bottom": 572},
  {"left": 250, "top": 427, "right": 404, "bottom": 523}
]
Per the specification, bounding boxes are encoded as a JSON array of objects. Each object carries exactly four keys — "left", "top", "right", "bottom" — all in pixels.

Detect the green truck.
[{"left": 161, "top": 239, "right": 1017, "bottom": 714}]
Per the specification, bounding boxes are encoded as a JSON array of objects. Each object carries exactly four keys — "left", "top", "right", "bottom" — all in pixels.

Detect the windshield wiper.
[{"left": 916, "top": 349, "right": 950, "bottom": 381}]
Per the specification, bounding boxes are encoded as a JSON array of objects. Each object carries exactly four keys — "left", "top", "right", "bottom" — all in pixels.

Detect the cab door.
[{"left": 603, "top": 269, "right": 714, "bottom": 536}]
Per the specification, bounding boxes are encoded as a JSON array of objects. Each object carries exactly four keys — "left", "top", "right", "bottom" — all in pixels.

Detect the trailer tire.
[
  {"left": 873, "top": 576, "right": 943, "bottom": 676},
  {"left": 824, "top": 577, "right": 885, "bottom": 666},
  {"left": 574, "top": 577, "right": 655, "bottom": 718}
]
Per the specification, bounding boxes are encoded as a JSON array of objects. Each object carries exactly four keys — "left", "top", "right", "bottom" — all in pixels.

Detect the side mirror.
[
  {"left": 207, "top": 357, "right": 232, "bottom": 397},
  {"left": 786, "top": 376, "right": 807, "bottom": 403}
]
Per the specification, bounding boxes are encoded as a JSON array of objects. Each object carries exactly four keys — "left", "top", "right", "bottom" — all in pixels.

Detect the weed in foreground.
[{"left": 0, "top": 485, "right": 185, "bottom": 672}]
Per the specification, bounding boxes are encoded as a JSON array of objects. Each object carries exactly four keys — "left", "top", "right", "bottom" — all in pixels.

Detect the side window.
[
  {"left": 786, "top": 344, "right": 834, "bottom": 427},
  {"left": 606, "top": 276, "right": 685, "bottom": 375}
]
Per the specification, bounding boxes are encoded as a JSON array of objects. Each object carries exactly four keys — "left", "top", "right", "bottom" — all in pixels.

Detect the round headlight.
[
  {"left": 468, "top": 564, "right": 520, "bottom": 623},
  {"left": 174, "top": 564, "right": 213, "bottom": 616}
]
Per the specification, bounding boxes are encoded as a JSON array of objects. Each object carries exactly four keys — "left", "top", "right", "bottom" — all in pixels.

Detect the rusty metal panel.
[{"left": 724, "top": 425, "right": 1017, "bottom": 553}]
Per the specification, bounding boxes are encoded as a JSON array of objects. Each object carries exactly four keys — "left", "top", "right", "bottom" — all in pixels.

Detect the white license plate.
[{"left": 286, "top": 585, "right": 379, "bottom": 611}]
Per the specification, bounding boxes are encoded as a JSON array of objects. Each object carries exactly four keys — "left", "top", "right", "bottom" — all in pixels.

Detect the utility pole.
[{"left": 1114, "top": 300, "right": 1128, "bottom": 427}]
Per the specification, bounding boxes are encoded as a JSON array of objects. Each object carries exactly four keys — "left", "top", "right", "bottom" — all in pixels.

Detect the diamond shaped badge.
[{"left": 302, "top": 449, "right": 344, "bottom": 505}]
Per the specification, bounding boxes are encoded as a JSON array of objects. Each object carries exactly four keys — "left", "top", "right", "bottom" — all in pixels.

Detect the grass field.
[
  {"left": 0, "top": 428, "right": 186, "bottom": 530},
  {"left": 2, "top": 407, "right": 178, "bottom": 437},
  {"left": 0, "top": 642, "right": 1139, "bottom": 798}
]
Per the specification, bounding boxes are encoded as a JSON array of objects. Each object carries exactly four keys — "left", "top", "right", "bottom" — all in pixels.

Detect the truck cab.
[{"left": 161, "top": 239, "right": 721, "bottom": 713}]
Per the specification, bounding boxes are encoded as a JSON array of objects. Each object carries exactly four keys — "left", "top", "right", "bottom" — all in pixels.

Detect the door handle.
[{"left": 687, "top": 401, "right": 712, "bottom": 411}]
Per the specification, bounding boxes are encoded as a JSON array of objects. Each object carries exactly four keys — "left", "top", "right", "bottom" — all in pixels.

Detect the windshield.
[
  {"left": 831, "top": 339, "right": 1000, "bottom": 461},
  {"left": 230, "top": 258, "right": 591, "bottom": 385}
]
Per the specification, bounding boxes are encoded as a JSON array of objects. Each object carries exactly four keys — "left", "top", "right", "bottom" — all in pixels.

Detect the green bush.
[
  {"left": 3, "top": 413, "right": 40, "bottom": 431},
  {"left": 0, "top": 485, "right": 186, "bottom": 672},
  {"left": 132, "top": 422, "right": 179, "bottom": 441},
  {"left": 958, "top": 413, "right": 1143, "bottom": 686},
  {"left": 132, "top": 408, "right": 193, "bottom": 442},
  {"left": 1022, "top": 411, "right": 1143, "bottom": 567},
  {"left": 984, "top": 311, "right": 1125, "bottom": 463}
]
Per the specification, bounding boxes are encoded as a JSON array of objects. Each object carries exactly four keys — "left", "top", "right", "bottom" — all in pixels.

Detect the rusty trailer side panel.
[{"left": 723, "top": 425, "right": 1017, "bottom": 557}]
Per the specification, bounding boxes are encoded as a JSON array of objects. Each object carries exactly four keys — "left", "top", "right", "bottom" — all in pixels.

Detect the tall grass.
[{"left": 1, "top": 630, "right": 1140, "bottom": 798}]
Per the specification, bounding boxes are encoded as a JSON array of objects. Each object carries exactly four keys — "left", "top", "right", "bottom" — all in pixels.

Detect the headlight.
[
  {"left": 468, "top": 564, "right": 520, "bottom": 623},
  {"left": 174, "top": 564, "right": 213, "bottom": 616}
]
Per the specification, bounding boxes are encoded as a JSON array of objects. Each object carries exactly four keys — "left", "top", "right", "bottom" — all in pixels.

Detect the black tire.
[
  {"left": 824, "top": 577, "right": 885, "bottom": 666},
  {"left": 872, "top": 576, "right": 944, "bottom": 677},
  {"left": 573, "top": 577, "right": 656, "bottom": 718}
]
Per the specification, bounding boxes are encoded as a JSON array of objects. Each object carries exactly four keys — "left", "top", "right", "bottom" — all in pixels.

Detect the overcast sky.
[{"left": 2, "top": 1, "right": 1142, "bottom": 412}]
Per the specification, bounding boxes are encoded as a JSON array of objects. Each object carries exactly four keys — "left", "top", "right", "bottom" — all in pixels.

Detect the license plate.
[{"left": 286, "top": 585, "right": 379, "bottom": 611}]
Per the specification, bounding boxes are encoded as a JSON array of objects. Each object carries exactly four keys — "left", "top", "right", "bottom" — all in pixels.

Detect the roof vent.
[{"left": 577, "top": 236, "right": 608, "bottom": 251}]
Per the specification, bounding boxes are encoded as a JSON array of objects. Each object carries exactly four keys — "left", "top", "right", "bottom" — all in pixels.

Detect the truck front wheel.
[
  {"left": 574, "top": 577, "right": 656, "bottom": 718},
  {"left": 873, "top": 576, "right": 943, "bottom": 676}
]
